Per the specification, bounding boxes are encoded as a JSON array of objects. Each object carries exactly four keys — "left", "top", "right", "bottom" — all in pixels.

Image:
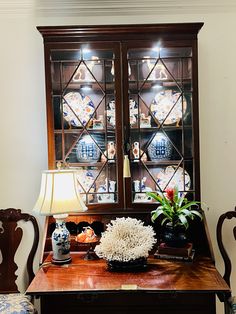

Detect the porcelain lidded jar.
[
  {"left": 148, "top": 133, "right": 172, "bottom": 161},
  {"left": 76, "top": 135, "right": 100, "bottom": 163}
]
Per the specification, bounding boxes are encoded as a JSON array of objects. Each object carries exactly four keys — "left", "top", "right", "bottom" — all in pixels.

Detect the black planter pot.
[{"left": 161, "top": 224, "right": 188, "bottom": 248}]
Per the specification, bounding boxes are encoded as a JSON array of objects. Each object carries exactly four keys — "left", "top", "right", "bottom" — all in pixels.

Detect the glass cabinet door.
[
  {"left": 48, "top": 43, "right": 123, "bottom": 208},
  {"left": 125, "top": 44, "right": 196, "bottom": 206}
]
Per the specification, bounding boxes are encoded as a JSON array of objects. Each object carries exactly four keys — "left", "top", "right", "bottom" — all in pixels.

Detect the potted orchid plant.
[{"left": 147, "top": 187, "right": 202, "bottom": 247}]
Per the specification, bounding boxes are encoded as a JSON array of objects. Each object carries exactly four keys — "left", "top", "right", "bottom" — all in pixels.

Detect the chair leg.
[{"left": 224, "top": 301, "right": 231, "bottom": 314}]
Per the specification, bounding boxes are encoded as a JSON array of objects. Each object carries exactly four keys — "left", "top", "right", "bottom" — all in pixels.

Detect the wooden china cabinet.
[{"left": 26, "top": 23, "right": 230, "bottom": 314}]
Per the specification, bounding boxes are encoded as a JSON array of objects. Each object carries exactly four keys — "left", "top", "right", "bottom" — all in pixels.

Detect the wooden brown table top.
[{"left": 26, "top": 252, "right": 230, "bottom": 296}]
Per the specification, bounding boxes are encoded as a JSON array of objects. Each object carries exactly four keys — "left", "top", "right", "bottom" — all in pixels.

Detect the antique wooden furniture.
[
  {"left": 38, "top": 23, "right": 203, "bottom": 208},
  {"left": 0, "top": 208, "right": 39, "bottom": 313},
  {"left": 217, "top": 209, "right": 236, "bottom": 314},
  {"left": 37, "top": 23, "right": 212, "bottom": 257},
  {"left": 26, "top": 252, "right": 230, "bottom": 314},
  {"left": 29, "top": 23, "right": 230, "bottom": 313}
]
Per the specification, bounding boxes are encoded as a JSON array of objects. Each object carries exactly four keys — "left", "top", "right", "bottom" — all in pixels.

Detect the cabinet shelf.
[
  {"left": 130, "top": 126, "right": 192, "bottom": 132},
  {"left": 135, "top": 160, "right": 182, "bottom": 166},
  {"left": 54, "top": 129, "right": 115, "bottom": 134},
  {"left": 129, "top": 78, "right": 192, "bottom": 85},
  {"left": 52, "top": 82, "right": 115, "bottom": 94},
  {"left": 54, "top": 126, "right": 191, "bottom": 134},
  {"left": 57, "top": 161, "right": 116, "bottom": 167}
]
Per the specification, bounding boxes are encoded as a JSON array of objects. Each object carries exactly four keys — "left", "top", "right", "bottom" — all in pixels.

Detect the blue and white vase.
[{"left": 52, "top": 215, "right": 71, "bottom": 264}]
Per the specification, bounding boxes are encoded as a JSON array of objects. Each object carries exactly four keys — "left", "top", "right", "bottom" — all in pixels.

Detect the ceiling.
[{"left": 0, "top": 0, "right": 236, "bottom": 17}]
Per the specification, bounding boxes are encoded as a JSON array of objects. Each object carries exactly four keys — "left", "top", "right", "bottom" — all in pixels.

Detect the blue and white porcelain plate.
[
  {"left": 63, "top": 91, "right": 95, "bottom": 127},
  {"left": 150, "top": 89, "right": 187, "bottom": 125}
]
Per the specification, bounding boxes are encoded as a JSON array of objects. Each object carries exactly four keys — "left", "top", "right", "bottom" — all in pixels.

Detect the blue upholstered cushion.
[{"left": 0, "top": 294, "right": 34, "bottom": 314}]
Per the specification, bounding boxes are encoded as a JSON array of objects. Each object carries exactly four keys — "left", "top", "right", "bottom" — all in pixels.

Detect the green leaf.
[
  {"left": 177, "top": 195, "right": 185, "bottom": 207},
  {"left": 146, "top": 192, "right": 159, "bottom": 202},
  {"left": 179, "top": 208, "right": 192, "bottom": 216},
  {"left": 162, "top": 210, "right": 173, "bottom": 220},
  {"left": 151, "top": 208, "right": 164, "bottom": 222},
  {"left": 179, "top": 201, "right": 200, "bottom": 211},
  {"left": 173, "top": 186, "right": 179, "bottom": 203},
  {"left": 190, "top": 210, "right": 203, "bottom": 219},
  {"left": 146, "top": 192, "right": 165, "bottom": 204},
  {"left": 161, "top": 196, "right": 172, "bottom": 210},
  {"left": 161, "top": 217, "right": 170, "bottom": 225},
  {"left": 178, "top": 214, "right": 189, "bottom": 229}
]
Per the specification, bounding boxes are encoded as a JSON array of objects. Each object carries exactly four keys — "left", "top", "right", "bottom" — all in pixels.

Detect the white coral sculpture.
[{"left": 94, "top": 217, "right": 156, "bottom": 262}]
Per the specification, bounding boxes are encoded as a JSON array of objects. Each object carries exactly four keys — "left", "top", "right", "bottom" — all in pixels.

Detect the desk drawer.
[{"left": 40, "top": 292, "right": 216, "bottom": 314}]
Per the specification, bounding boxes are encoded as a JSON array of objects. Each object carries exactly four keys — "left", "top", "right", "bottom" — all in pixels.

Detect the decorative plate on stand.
[
  {"left": 156, "top": 165, "right": 191, "bottom": 194},
  {"left": 63, "top": 91, "right": 95, "bottom": 127},
  {"left": 150, "top": 89, "right": 187, "bottom": 125}
]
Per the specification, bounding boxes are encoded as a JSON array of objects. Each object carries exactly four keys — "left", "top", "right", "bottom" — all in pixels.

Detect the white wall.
[{"left": 0, "top": 4, "right": 236, "bottom": 313}]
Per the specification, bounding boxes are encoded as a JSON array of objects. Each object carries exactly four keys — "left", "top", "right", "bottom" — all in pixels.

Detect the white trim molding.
[
  {"left": 0, "top": 0, "right": 236, "bottom": 17},
  {"left": 0, "top": 1, "right": 33, "bottom": 16}
]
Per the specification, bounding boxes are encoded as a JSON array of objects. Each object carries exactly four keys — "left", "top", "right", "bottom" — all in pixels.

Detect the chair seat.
[{"left": 0, "top": 293, "right": 35, "bottom": 313}]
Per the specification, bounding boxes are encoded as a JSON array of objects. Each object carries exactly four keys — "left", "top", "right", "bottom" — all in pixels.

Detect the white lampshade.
[{"left": 33, "top": 169, "right": 88, "bottom": 215}]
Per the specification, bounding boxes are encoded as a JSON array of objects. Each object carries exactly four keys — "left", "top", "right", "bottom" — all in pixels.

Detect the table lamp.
[{"left": 33, "top": 168, "right": 87, "bottom": 265}]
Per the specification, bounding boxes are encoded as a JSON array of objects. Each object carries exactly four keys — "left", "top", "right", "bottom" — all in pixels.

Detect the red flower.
[{"left": 166, "top": 188, "right": 174, "bottom": 202}]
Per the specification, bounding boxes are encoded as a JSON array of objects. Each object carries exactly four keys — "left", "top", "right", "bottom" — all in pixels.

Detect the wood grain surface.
[{"left": 27, "top": 252, "right": 229, "bottom": 295}]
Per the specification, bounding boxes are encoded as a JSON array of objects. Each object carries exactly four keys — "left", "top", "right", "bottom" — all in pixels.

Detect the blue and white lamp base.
[{"left": 52, "top": 214, "right": 72, "bottom": 265}]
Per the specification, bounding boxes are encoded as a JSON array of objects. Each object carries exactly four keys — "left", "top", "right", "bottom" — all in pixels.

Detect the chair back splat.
[{"left": 0, "top": 208, "right": 39, "bottom": 293}]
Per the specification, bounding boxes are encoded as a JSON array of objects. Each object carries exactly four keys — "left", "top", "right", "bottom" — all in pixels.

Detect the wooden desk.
[{"left": 27, "top": 253, "right": 230, "bottom": 314}]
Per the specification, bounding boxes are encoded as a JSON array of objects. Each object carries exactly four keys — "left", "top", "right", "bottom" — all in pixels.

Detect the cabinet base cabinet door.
[{"left": 40, "top": 293, "right": 216, "bottom": 314}]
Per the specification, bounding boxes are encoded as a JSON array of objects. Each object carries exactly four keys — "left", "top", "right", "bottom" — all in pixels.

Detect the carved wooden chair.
[
  {"left": 0, "top": 208, "right": 39, "bottom": 313},
  {"left": 217, "top": 209, "right": 236, "bottom": 314}
]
